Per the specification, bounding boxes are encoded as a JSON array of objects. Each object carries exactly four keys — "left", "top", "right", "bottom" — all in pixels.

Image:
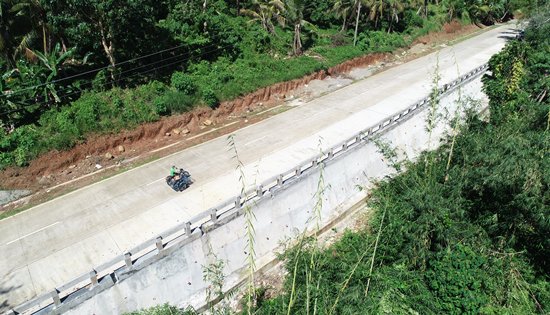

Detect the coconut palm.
[
  {"left": 333, "top": 0, "right": 366, "bottom": 46},
  {"left": 386, "top": 0, "right": 405, "bottom": 32},
  {"left": 333, "top": 0, "right": 356, "bottom": 31},
  {"left": 367, "top": 0, "right": 385, "bottom": 28},
  {"left": 272, "top": 0, "right": 310, "bottom": 55},
  {"left": 240, "top": 0, "right": 277, "bottom": 34},
  {"left": 353, "top": 0, "right": 369, "bottom": 46}
]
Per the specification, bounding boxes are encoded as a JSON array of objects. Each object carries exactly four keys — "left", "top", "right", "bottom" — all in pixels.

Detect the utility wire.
[
  {"left": 1, "top": 43, "right": 237, "bottom": 117},
  {"left": 4, "top": 41, "right": 227, "bottom": 96}
]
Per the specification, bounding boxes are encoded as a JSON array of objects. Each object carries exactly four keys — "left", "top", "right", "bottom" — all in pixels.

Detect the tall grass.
[{"left": 227, "top": 134, "right": 257, "bottom": 314}]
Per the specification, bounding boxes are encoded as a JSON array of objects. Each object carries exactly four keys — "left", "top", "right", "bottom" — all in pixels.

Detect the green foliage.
[
  {"left": 170, "top": 72, "right": 197, "bottom": 95},
  {"left": 92, "top": 70, "right": 109, "bottom": 92},
  {"left": 44, "top": 0, "right": 169, "bottom": 69},
  {"left": 202, "top": 87, "right": 219, "bottom": 109},
  {"left": 426, "top": 245, "right": 489, "bottom": 314},
  {"left": 356, "top": 31, "right": 407, "bottom": 53},
  {"left": 0, "top": 44, "right": 82, "bottom": 127},
  {"left": 0, "top": 80, "right": 168, "bottom": 167},
  {"left": 250, "top": 10, "right": 550, "bottom": 314},
  {"left": 125, "top": 303, "right": 198, "bottom": 315},
  {"left": 154, "top": 91, "right": 196, "bottom": 115},
  {"left": 0, "top": 0, "right": 537, "bottom": 169}
]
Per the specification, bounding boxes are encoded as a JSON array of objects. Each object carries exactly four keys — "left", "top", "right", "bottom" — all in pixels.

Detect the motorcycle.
[{"left": 166, "top": 168, "right": 192, "bottom": 191}]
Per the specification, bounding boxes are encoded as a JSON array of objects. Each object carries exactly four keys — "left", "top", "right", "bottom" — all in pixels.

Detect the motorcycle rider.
[{"left": 170, "top": 165, "right": 177, "bottom": 177}]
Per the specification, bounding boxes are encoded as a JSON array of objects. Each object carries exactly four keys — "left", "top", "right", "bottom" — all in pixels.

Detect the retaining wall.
[{"left": 7, "top": 65, "right": 489, "bottom": 315}]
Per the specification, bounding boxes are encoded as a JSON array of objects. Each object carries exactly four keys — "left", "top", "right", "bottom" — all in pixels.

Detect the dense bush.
[
  {"left": 356, "top": 31, "right": 407, "bottom": 52},
  {"left": 171, "top": 72, "right": 197, "bottom": 95},
  {"left": 201, "top": 87, "right": 219, "bottom": 109},
  {"left": 0, "top": 81, "right": 169, "bottom": 169},
  {"left": 246, "top": 12, "right": 549, "bottom": 314}
]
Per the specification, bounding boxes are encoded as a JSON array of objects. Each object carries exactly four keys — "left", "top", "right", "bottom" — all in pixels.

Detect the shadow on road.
[
  {"left": 497, "top": 28, "right": 523, "bottom": 41},
  {"left": 0, "top": 273, "right": 22, "bottom": 313}
]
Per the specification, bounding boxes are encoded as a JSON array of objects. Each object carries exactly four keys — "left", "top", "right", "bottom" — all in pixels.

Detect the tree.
[
  {"left": 333, "top": 0, "right": 369, "bottom": 46},
  {"left": 0, "top": 0, "right": 50, "bottom": 66},
  {"left": 272, "top": 0, "right": 311, "bottom": 55},
  {"left": 160, "top": 0, "right": 246, "bottom": 62},
  {"left": 240, "top": 0, "right": 277, "bottom": 34},
  {"left": 367, "top": 0, "right": 386, "bottom": 29},
  {"left": 333, "top": 0, "right": 357, "bottom": 31},
  {"left": 353, "top": 0, "right": 364, "bottom": 45},
  {"left": 1, "top": 44, "right": 77, "bottom": 127},
  {"left": 44, "top": 0, "right": 167, "bottom": 84},
  {"left": 386, "top": 0, "right": 405, "bottom": 32}
]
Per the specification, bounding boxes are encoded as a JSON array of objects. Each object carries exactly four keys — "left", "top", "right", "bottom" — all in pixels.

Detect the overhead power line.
[
  {"left": 0, "top": 42, "right": 237, "bottom": 117},
  {"left": 4, "top": 42, "right": 226, "bottom": 96}
]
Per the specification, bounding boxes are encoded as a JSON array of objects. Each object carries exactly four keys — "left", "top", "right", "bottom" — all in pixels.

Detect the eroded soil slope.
[{"left": 0, "top": 22, "right": 482, "bottom": 212}]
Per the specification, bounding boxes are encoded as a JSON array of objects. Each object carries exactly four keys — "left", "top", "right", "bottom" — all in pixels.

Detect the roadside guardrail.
[{"left": 6, "top": 63, "right": 489, "bottom": 315}]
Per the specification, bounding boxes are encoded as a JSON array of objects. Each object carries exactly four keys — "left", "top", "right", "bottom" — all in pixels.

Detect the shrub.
[
  {"left": 154, "top": 96, "right": 170, "bottom": 116},
  {"left": 72, "top": 93, "right": 103, "bottom": 135},
  {"left": 125, "top": 303, "right": 197, "bottom": 315},
  {"left": 92, "top": 69, "right": 109, "bottom": 92},
  {"left": 171, "top": 72, "right": 197, "bottom": 95},
  {"left": 357, "top": 31, "right": 407, "bottom": 53},
  {"left": 154, "top": 91, "right": 196, "bottom": 114},
  {"left": 202, "top": 87, "right": 219, "bottom": 109},
  {"left": 426, "top": 244, "right": 489, "bottom": 314},
  {"left": 3, "top": 125, "right": 40, "bottom": 167}
]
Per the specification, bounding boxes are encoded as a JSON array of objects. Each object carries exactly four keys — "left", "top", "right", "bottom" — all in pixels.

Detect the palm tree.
[
  {"left": 367, "top": 0, "right": 385, "bottom": 29},
  {"left": 240, "top": 0, "right": 277, "bottom": 34},
  {"left": 333, "top": 0, "right": 356, "bottom": 32},
  {"left": 272, "top": 0, "right": 310, "bottom": 55},
  {"left": 333, "top": 0, "right": 369, "bottom": 46},
  {"left": 13, "top": 0, "right": 49, "bottom": 54},
  {"left": 353, "top": 0, "right": 365, "bottom": 46},
  {"left": 386, "top": 0, "right": 405, "bottom": 32}
]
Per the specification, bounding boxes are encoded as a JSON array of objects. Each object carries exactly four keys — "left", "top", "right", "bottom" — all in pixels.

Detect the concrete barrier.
[{"left": 6, "top": 64, "right": 488, "bottom": 315}]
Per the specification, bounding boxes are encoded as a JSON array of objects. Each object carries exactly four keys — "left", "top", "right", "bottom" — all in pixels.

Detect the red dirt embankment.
[
  {"left": 0, "top": 53, "right": 388, "bottom": 190},
  {"left": 0, "top": 20, "right": 482, "bottom": 198}
]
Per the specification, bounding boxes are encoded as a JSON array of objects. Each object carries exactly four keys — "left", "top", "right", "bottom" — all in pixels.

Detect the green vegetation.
[
  {"left": 128, "top": 6, "right": 549, "bottom": 314},
  {"left": 0, "top": 0, "right": 536, "bottom": 169},
  {"left": 245, "top": 9, "right": 550, "bottom": 314}
]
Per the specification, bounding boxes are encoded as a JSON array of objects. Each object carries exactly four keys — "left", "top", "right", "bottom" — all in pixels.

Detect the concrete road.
[{"left": 0, "top": 24, "right": 516, "bottom": 309}]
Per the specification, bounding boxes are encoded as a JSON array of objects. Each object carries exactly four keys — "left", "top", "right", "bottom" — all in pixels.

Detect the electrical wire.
[
  {"left": 4, "top": 41, "right": 228, "bottom": 96},
  {"left": 1, "top": 42, "right": 237, "bottom": 117}
]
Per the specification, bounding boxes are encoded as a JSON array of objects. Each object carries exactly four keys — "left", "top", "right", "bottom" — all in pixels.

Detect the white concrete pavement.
[{"left": 0, "top": 23, "right": 515, "bottom": 310}]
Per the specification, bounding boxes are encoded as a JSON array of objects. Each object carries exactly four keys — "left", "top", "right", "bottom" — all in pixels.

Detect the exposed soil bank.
[{"left": 0, "top": 22, "right": 483, "bottom": 213}]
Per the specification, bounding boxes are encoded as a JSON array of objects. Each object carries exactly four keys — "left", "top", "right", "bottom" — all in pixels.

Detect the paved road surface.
[{"left": 0, "top": 24, "right": 516, "bottom": 309}]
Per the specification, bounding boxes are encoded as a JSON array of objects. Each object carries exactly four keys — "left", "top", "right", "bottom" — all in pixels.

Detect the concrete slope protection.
[{"left": 0, "top": 24, "right": 513, "bottom": 312}]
